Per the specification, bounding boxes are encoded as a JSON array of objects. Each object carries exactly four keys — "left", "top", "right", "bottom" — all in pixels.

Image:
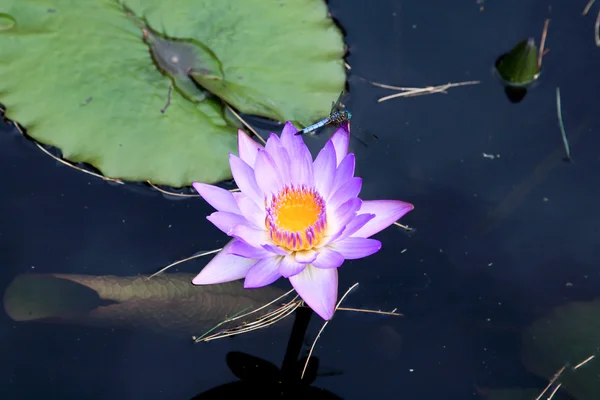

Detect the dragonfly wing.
[{"left": 330, "top": 91, "right": 346, "bottom": 114}]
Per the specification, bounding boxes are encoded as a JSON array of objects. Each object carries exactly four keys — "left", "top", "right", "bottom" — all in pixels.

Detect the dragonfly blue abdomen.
[
  {"left": 299, "top": 118, "right": 332, "bottom": 135},
  {"left": 296, "top": 110, "right": 352, "bottom": 136},
  {"left": 294, "top": 92, "right": 377, "bottom": 147}
]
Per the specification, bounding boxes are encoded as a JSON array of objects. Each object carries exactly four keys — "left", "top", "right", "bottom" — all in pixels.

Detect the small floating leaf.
[
  {"left": 0, "top": 0, "right": 346, "bottom": 187},
  {"left": 495, "top": 38, "right": 540, "bottom": 87}
]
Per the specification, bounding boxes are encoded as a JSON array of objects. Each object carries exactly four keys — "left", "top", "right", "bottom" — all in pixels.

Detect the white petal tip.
[
  {"left": 191, "top": 182, "right": 205, "bottom": 193},
  {"left": 191, "top": 275, "right": 210, "bottom": 285},
  {"left": 313, "top": 307, "right": 334, "bottom": 320}
]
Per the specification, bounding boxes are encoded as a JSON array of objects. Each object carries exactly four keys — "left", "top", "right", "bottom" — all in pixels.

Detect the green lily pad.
[
  {"left": 0, "top": 0, "right": 346, "bottom": 187},
  {"left": 522, "top": 299, "right": 600, "bottom": 400}
]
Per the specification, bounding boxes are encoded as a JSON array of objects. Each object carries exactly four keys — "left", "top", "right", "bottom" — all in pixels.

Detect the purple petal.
[
  {"left": 334, "top": 213, "right": 376, "bottom": 242},
  {"left": 318, "top": 211, "right": 372, "bottom": 248},
  {"left": 262, "top": 244, "right": 291, "bottom": 256},
  {"left": 232, "top": 192, "right": 265, "bottom": 228},
  {"left": 279, "top": 122, "right": 303, "bottom": 160},
  {"left": 290, "top": 143, "right": 315, "bottom": 187},
  {"left": 206, "top": 211, "right": 249, "bottom": 235},
  {"left": 278, "top": 255, "right": 306, "bottom": 278},
  {"left": 228, "top": 239, "right": 272, "bottom": 259},
  {"left": 318, "top": 227, "right": 347, "bottom": 248},
  {"left": 330, "top": 125, "right": 350, "bottom": 167},
  {"left": 329, "top": 153, "right": 355, "bottom": 197},
  {"left": 294, "top": 249, "right": 318, "bottom": 264},
  {"left": 238, "top": 130, "right": 263, "bottom": 168},
  {"left": 280, "top": 121, "right": 299, "bottom": 138},
  {"left": 313, "top": 140, "right": 337, "bottom": 198},
  {"left": 265, "top": 134, "right": 292, "bottom": 184},
  {"left": 192, "top": 182, "right": 241, "bottom": 214},
  {"left": 330, "top": 237, "right": 382, "bottom": 259},
  {"left": 351, "top": 200, "right": 415, "bottom": 238},
  {"left": 327, "top": 177, "right": 362, "bottom": 211},
  {"left": 312, "top": 247, "right": 345, "bottom": 269},
  {"left": 244, "top": 257, "right": 283, "bottom": 288},
  {"left": 289, "top": 265, "right": 338, "bottom": 320},
  {"left": 229, "top": 154, "right": 263, "bottom": 206},
  {"left": 254, "top": 149, "right": 284, "bottom": 196},
  {"left": 327, "top": 197, "right": 362, "bottom": 238},
  {"left": 192, "top": 239, "right": 257, "bottom": 285},
  {"left": 279, "top": 122, "right": 314, "bottom": 187},
  {"left": 231, "top": 224, "right": 271, "bottom": 249}
]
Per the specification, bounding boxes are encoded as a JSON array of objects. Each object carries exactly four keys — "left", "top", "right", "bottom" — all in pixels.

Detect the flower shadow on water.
[{"left": 190, "top": 307, "right": 342, "bottom": 400}]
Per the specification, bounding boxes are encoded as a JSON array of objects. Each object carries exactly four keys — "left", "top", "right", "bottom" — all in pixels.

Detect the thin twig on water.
[
  {"left": 301, "top": 282, "right": 360, "bottom": 379},
  {"left": 547, "top": 383, "right": 562, "bottom": 400},
  {"left": 533, "top": 353, "right": 597, "bottom": 400},
  {"left": 583, "top": 0, "right": 597, "bottom": 15},
  {"left": 595, "top": 8, "right": 600, "bottom": 46},
  {"left": 393, "top": 221, "right": 415, "bottom": 233},
  {"left": 535, "top": 365, "right": 565, "bottom": 400},
  {"left": 364, "top": 79, "right": 480, "bottom": 102},
  {"left": 202, "top": 302, "right": 301, "bottom": 342},
  {"left": 194, "top": 283, "right": 403, "bottom": 350},
  {"left": 573, "top": 354, "right": 596, "bottom": 370},
  {"left": 146, "top": 248, "right": 223, "bottom": 280},
  {"left": 198, "top": 299, "right": 403, "bottom": 344},
  {"left": 336, "top": 307, "right": 403, "bottom": 316},
  {"left": 205, "top": 288, "right": 297, "bottom": 329},
  {"left": 582, "top": 1, "right": 600, "bottom": 45},
  {"left": 196, "top": 294, "right": 301, "bottom": 343},
  {"left": 555, "top": 87, "right": 572, "bottom": 162},
  {"left": 192, "top": 306, "right": 253, "bottom": 342},
  {"left": 538, "top": 19, "right": 550, "bottom": 70}
]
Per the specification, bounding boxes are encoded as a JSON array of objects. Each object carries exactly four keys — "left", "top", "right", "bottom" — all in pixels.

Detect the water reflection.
[
  {"left": 3, "top": 273, "right": 285, "bottom": 337},
  {"left": 191, "top": 308, "right": 342, "bottom": 400}
]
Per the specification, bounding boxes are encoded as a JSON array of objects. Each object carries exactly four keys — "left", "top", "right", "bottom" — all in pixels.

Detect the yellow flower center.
[{"left": 265, "top": 185, "right": 327, "bottom": 252}]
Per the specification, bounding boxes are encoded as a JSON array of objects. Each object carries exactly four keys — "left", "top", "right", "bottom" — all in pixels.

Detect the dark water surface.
[{"left": 2, "top": 0, "right": 600, "bottom": 399}]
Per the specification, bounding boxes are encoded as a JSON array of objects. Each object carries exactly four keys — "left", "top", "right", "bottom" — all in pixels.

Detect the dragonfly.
[{"left": 294, "top": 91, "right": 379, "bottom": 147}]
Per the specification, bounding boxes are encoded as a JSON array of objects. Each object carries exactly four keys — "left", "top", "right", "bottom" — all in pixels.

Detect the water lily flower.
[{"left": 192, "top": 121, "right": 413, "bottom": 320}]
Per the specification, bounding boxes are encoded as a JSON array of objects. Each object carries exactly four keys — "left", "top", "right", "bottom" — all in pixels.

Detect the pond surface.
[{"left": 2, "top": 0, "right": 600, "bottom": 399}]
